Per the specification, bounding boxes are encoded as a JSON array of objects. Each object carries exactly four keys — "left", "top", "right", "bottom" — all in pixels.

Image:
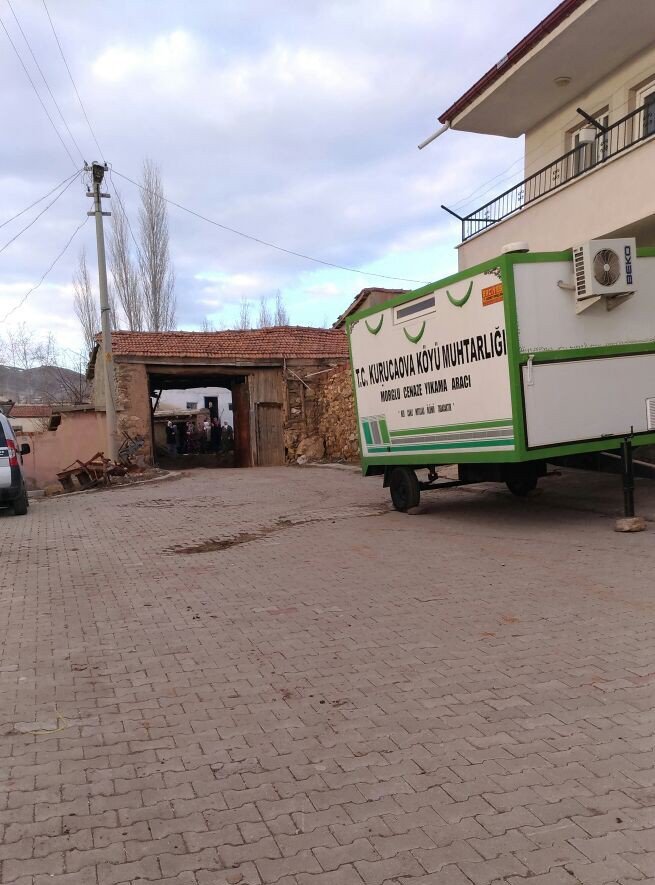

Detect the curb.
[{"left": 33, "top": 470, "right": 183, "bottom": 501}]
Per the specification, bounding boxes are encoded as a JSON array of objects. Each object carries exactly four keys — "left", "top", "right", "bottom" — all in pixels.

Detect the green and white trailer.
[{"left": 347, "top": 241, "right": 655, "bottom": 512}]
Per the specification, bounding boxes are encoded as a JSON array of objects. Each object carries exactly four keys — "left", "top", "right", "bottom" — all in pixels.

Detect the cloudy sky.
[{"left": 0, "top": 0, "right": 555, "bottom": 354}]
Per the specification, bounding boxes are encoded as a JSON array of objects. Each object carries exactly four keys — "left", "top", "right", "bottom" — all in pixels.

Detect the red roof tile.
[
  {"left": 106, "top": 327, "right": 350, "bottom": 361},
  {"left": 10, "top": 404, "right": 53, "bottom": 418}
]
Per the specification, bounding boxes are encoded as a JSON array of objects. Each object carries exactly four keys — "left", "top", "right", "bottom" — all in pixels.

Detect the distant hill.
[{"left": 0, "top": 363, "right": 89, "bottom": 404}]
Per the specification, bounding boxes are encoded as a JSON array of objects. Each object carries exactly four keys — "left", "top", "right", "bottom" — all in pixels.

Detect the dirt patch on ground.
[
  {"left": 122, "top": 495, "right": 254, "bottom": 510},
  {"left": 167, "top": 529, "right": 273, "bottom": 554},
  {"left": 163, "top": 504, "right": 387, "bottom": 555}
]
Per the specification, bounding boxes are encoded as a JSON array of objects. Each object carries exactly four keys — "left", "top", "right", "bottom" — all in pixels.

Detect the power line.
[
  {"left": 6, "top": 0, "right": 85, "bottom": 165},
  {"left": 0, "top": 11, "right": 77, "bottom": 170},
  {"left": 112, "top": 169, "right": 429, "bottom": 286},
  {"left": 41, "top": 0, "right": 104, "bottom": 161},
  {"left": 0, "top": 169, "right": 80, "bottom": 231},
  {"left": 0, "top": 215, "right": 89, "bottom": 323},
  {"left": 0, "top": 171, "right": 81, "bottom": 257}
]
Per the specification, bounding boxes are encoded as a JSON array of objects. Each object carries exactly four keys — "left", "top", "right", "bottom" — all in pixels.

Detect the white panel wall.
[
  {"left": 522, "top": 354, "right": 655, "bottom": 447},
  {"left": 514, "top": 256, "right": 655, "bottom": 353}
]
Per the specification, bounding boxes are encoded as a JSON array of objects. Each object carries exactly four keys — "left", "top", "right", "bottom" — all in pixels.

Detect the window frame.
[
  {"left": 633, "top": 78, "right": 655, "bottom": 140},
  {"left": 569, "top": 108, "right": 609, "bottom": 177}
]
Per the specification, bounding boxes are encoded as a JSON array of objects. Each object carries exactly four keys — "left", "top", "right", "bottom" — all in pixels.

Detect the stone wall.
[
  {"left": 115, "top": 362, "right": 152, "bottom": 462},
  {"left": 284, "top": 371, "right": 325, "bottom": 461},
  {"left": 284, "top": 364, "right": 358, "bottom": 463},
  {"left": 93, "top": 360, "right": 152, "bottom": 463},
  {"left": 318, "top": 365, "right": 359, "bottom": 462}
]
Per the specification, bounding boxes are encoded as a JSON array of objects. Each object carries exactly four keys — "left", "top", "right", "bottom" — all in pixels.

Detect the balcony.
[{"left": 456, "top": 102, "right": 655, "bottom": 244}]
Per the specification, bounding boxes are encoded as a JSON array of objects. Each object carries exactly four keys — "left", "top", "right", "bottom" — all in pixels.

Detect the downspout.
[{"left": 418, "top": 121, "right": 450, "bottom": 151}]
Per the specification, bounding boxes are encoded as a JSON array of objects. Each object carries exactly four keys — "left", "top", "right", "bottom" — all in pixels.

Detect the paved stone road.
[{"left": 1, "top": 465, "right": 655, "bottom": 885}]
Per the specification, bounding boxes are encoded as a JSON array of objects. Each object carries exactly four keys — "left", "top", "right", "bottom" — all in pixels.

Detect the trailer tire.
[
  {"left": 389, "top": 467, "right": 420, "bottom": 512},
  {"left": 505, "top": 476, "right": 538, "bottom": 497}
]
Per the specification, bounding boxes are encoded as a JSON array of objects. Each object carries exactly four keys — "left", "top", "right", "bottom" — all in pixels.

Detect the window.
[
  {"left": 186, "top": 401, "right": 197, "bottom": 410},
  {"left": 634, "top": 79, "right": 655, "bottom": 140},
  {"left": 642, "top": 91, "right": 655, "bottom": 137},
  {"left": 570, "top": 111, "right": 609, "bottom": 176}
]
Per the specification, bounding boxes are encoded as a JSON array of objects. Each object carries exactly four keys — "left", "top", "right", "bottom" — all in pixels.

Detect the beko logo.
[{"left": 625, "top": 244, "right": 634, "bottom": 285}]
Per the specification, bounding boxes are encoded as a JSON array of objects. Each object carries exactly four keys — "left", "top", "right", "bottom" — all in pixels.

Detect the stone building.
[
  {"left": 89, "top": 327, "right": 350, "bottom": 467},
  {"left": 333, "top": 287, "right": 408, "bottom": 329}
]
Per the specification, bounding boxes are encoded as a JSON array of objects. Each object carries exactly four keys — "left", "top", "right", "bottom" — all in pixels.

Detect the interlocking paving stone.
[{"left": 2, "top": 465, "right": 655, "bottom": 883}]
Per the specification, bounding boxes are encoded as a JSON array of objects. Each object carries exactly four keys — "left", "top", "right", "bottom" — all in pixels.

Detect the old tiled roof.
[
  {"left": 106, "top": 327, "right": 349, "bottom": 361},
  {"left": 10, "top": 404, "right": 53, "bottom": 418},
  {"left": 333, "top": 287, "right": 408, "bottom": 329}
]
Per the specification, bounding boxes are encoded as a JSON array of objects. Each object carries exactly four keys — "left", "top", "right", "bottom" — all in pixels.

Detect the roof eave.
[{"left": 438, "top": 0, "right": 588, "bottom": 125}]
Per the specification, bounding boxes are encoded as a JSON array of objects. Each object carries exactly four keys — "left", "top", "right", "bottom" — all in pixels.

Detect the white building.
[
  {"left": 437, "top": 0, "right": 655, "bottom": 269},
  {"left": 157, "top": 387, "right": 233, "bottom": 426}
]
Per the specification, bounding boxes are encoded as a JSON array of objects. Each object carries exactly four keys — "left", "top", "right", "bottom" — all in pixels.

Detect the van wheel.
[
  {"left": 13, "top": 487, "right": 28, "bottom": 516},
  {"left": 506, "top": 476, "right": 538, "bottom": 497},
  {"left": 389, "top": 467, "right": 420, "bottom": 512}
]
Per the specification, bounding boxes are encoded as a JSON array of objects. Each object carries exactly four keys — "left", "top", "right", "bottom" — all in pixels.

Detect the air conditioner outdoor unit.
[{"left": 572, "top": 237, "right": 637, "bottom": 314}]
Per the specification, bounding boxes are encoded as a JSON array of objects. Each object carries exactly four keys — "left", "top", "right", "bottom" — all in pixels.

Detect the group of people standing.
[{"left": 165, "top": 417, "right": 234, "bottom": 457}]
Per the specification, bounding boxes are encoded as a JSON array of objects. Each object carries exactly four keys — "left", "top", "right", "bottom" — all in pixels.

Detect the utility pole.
[{"left": 86, "top": 161, "right": 118, "bottom": 462}]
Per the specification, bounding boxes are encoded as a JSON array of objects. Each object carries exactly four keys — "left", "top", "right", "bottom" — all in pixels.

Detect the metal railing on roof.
[{"left": 454, "top": 101, "right": 655, "bottom": 242}]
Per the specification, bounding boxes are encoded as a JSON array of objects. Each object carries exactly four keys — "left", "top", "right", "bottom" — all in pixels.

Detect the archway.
[{"left": 147, "top": 370, "right": 252, "bottom": 468}]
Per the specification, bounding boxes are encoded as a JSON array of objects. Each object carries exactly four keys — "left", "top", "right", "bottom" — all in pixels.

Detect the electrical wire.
[
  {"left": 41, "top": 0, "right": 104, "bottom": 161},
  {"left": 0, "top": 214, "right": 89, "bottom": 323},
  {"left": 6, "top": 0, "right": 85, "bottom": 165},
  {"left": 0, "top": 171, "right": 81, "bottom": 257},
  {"left": 449, "top": 152, "right": 525, "bottom": 212},
  {"left": 112, "top": 169, "right": 429, "bottom": 285},
  {"left": 0, "top": 169, "right": 80, "bottom": 231},
  {"left": 0, "top": 11, "right": 77, "bottom": 170}
]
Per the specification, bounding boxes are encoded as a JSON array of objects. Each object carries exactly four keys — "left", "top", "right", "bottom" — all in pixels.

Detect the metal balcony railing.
[{"left": 457, "top": 101, "right": 655, "bottom": 242}]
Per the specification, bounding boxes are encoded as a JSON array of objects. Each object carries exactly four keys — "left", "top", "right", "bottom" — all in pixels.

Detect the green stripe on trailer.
[
  {"left": 389, "top": 418, "right": 512, "bottom": 437},
  {"left": 362, "top": 422, "right": 373, "bottom": 445},
  {"left": 367, "top": 437, "right": 514, "bottom": 453}
]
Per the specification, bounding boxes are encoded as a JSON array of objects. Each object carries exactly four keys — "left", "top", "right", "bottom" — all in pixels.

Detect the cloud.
[
  {"left": 93, "top": 31, "right": 196, "bottom": 86},
  {"left": 0, "top": 0, "right": 555, "bottom": 351}
]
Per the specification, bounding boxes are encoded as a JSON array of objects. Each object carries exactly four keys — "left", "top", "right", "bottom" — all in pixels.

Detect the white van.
[{"left": 0, "top": 411, "right": 30, "bottom": 516}]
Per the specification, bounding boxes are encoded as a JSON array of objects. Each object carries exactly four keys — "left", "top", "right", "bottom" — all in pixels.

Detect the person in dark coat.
[
  {"left": 210, "top": 417, "right": 222, "bottom": 453},
  {"left": 165, "top": 421, "right": 177, "bottom": 457}
]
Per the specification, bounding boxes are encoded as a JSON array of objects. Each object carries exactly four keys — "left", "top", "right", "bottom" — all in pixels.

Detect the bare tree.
[
  {"left": 73, "top": 247, "right": 99, "bottom": 355},
  {"left": 110, "top": 188, "right": 142, "bottom": 330},
  {"left": 3, "top": 323, "right": 55, "bottom": 370},
  {"left": 138, "top": 159, "right": 176, "bottom": 331},
  {"left": 258, "top": 295, "right": 272, "bottom": 328},
  {"left": 45, "top": 349, "right": 89, "bottom": 404},
  {"left": 273, "top": 290, "right": 290, "bottom": 326},
  {"left": 237, "top": 297, "right": 252, "bottom": 330},
  {"left": 0, "top": 326, "right": 88, "bottom": 404},
  {"left": 200, "top": 317, "right": 216, "bottom": 332}
]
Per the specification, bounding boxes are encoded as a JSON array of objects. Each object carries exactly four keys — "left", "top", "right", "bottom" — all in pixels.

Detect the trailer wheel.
[
  {"left": 505, "top": 476, "right": 538, "bottom": 497},
  {"left": 389, "top": 466, "right": 420, "bottom": 512}
]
